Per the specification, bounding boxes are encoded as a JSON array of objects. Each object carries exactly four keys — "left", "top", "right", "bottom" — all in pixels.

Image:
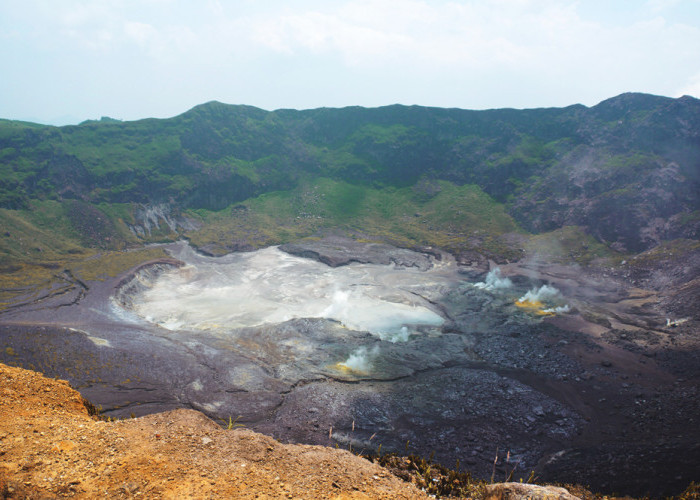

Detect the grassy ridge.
[
  {"left": 0, "top": 201, "right": 86, "bottom": 262},
  {"left": 2, "top": 94, "right": 696, "bottom": 214}
]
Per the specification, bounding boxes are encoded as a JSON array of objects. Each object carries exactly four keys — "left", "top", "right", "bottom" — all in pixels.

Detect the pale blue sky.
[{"left": 1, "top": 0, "right": 699, "bottom": 124}]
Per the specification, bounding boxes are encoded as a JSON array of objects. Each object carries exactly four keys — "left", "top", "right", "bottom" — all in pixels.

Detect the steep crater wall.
[{"left": 113, "top": 258, "right": 185, "bottom": 310}]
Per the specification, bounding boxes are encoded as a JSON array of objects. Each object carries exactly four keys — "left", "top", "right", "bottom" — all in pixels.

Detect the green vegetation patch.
[
  {"left": 184, "top": 178, "right": 523, "bottom": 257},
  {"left": 0, "top": 202, "right": 87, "bottom": 262},
  {"left": 70, "top": 247, "right": 171, "bottom": 282}
]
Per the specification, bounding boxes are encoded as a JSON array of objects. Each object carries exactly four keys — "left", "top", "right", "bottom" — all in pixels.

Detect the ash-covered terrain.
[{"left": 1, "top": 236, "right": 698, "bottom": 497}]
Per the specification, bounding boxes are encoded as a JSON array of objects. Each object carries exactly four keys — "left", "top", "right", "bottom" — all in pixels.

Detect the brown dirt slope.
[{"left": 0, "top": 362, "right": 427, "bottom": 499}]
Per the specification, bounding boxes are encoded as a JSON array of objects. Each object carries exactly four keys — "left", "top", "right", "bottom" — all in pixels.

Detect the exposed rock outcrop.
[
  {"left": 485, "top": 483, "right": 580, "bottom": 500},
  {"left": 127, "top": 203, "right": 200, "bottom": 239},
  {"left": 279, "top": 236, "right": 436, "bottom": 270}
]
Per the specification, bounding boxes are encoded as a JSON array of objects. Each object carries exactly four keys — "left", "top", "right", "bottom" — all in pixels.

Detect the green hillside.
[
  {"left": 185, "top": 178, "right": 520, "bottom": 257},
  {"left": 0, "top": 92, "right": 698, "bottom": 275}
]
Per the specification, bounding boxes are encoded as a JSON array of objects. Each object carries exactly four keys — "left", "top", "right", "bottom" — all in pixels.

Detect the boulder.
[{"left": 485, "top": 482, "right": 581, "bottom": 500}]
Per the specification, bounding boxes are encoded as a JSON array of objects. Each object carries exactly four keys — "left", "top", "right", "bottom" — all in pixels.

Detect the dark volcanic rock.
[
  {"left": 259, "top": 366, "right": 583, "bottom": 481},
  {"left": 279, "top": 236, "right": 435, "bottom": 270}
]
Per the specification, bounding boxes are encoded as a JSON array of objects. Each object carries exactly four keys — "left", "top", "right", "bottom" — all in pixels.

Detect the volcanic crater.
[{"left": 1, "top": 236, "right": 698, "bottom": 497}]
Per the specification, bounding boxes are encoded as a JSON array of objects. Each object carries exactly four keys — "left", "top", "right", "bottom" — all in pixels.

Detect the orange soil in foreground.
[{"left": 0, "top": 362, "right": 427, "bottom": 499}]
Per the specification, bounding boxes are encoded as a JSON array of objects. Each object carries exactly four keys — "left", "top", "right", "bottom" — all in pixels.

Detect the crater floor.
[{"left": 1, "top": 237, "right": 698, "bottom": 497}]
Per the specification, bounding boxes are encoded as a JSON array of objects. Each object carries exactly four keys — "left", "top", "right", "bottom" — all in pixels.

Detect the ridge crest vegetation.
[{"left": 0, "top": 91, "right": 698, "bottom": 285}]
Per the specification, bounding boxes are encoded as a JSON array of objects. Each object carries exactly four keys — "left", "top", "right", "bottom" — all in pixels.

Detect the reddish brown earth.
[{"left": 0, "top": 362, "right": 428, "bottom": 499}]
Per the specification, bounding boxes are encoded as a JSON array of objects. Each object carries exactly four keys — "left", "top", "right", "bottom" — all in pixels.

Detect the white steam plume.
[
  {"left": 474, "top": 267, "right": 512, "bottom": 291},
  {"left": 542, "top": 305, "right": 571, "bottom": 314},
  {"left": 321, "top": 288, "right": 442, "bottom": 339},
  {"left": 517, "top": 284, "right": 570, "bottom": 315},
  {"left": 378, "top": 326, "right": 410, "bottom": 343},
  {"left": 518, "top": 284, "right": 561, "bottom": 303},
  {"left": 340, "top": 345, "right": 380, "bottom": 373}
]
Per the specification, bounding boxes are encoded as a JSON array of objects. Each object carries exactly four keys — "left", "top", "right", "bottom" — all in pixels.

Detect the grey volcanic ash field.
[{"left": 1, "top": 237, "right": 699, "bottom": 496}]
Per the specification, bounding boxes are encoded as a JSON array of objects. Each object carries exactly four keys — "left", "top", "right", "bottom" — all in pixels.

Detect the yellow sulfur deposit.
[
  {"left": 332, "top": 362, "right": 367, "bottom": 375},
  {"left": 514, "top": 299, "right": 555, "bottom": 316}
]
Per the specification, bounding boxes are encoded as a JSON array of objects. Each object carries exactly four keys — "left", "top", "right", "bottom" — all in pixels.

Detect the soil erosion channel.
[{"left": 1, "top": 238, "right": 697, "bottom": 497}]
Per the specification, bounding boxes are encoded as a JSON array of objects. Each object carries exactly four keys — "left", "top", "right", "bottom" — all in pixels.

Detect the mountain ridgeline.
[{"left": 1, "top": 92, "right": 699, "bottom": 254}]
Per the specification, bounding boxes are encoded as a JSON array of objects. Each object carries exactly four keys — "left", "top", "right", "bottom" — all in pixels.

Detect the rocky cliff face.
[
  {"left": 512, "top": 150, "right": 698, "bottom": 252},
  {"left": 509, "top": 94, "right": 700, "bottom": 252},
  {"left": 126, "top": 203, "right": 200, "bottom": 239}
]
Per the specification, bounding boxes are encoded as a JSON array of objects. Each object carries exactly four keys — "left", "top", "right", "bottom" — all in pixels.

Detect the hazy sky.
[{"left": 2, "top": 0, "right": 700, "bottom": 124}]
